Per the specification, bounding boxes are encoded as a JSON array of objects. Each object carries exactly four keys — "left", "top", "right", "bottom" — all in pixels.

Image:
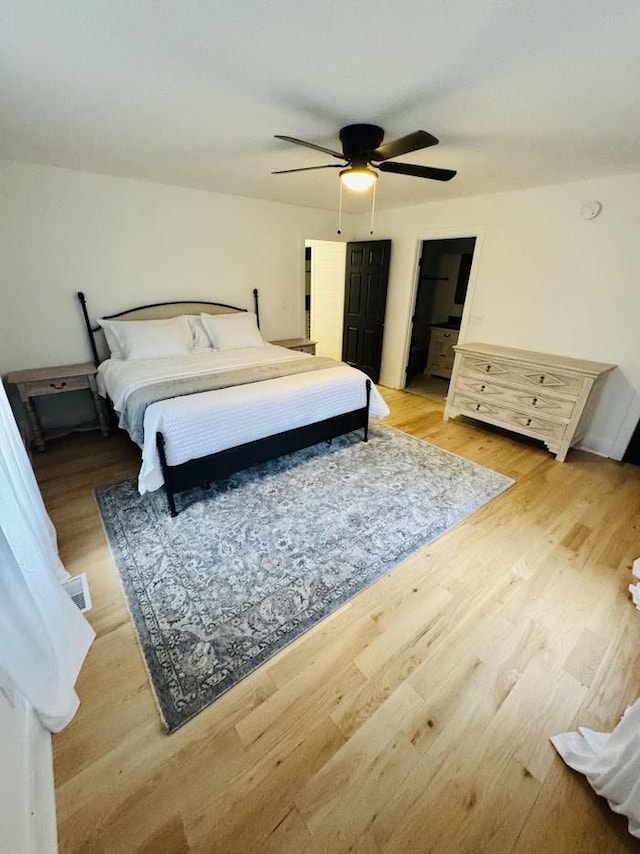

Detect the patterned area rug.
[{"left": 96, "top": 426, "right": 513, "bottom": 732}]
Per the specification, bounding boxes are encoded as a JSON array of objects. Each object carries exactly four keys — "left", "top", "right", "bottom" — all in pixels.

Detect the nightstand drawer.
[
  {"left": 271, "top": 338, "right": 317, "bottom": 355},
  {"left": 21, "top": 374, "right": 92, "bottom": 398},
  {"left": 6, "top": 361, "right": 109, "bottom": 451}
]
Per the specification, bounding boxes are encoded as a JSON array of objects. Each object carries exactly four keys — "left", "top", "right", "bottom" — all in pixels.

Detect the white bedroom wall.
[
  {"left": 0, "top": 159, "right": 355, "bottom": 374},
  {"left": 0, "top": 670, "right": 57, "bottom": 854},
  {"left": 363, "top": 171, "right": 640, "bottom": 458}
]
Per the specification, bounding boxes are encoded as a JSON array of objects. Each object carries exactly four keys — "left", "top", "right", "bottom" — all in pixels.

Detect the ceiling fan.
[{"left": 272, "top": 124, "right": 456, "bottom": 191}]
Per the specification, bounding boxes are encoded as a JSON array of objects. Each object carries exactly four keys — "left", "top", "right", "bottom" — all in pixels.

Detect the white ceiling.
[{"left": 2, "top": 0, "right": 640, "bottom": 212}]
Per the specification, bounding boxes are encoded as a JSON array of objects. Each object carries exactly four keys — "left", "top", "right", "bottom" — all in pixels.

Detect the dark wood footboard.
[{"left": 155, "top": 380, "right": 372, "bottom": 516}]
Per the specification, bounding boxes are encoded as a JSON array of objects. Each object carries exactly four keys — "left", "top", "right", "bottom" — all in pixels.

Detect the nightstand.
[
  {"left": 6, "top": 362, "right": 109, "bottom": 451},
  {"left": 271, "top": 338, "right": 317, "bottom": 355}
]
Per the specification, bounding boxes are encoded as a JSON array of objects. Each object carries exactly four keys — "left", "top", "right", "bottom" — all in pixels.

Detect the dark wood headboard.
[{"left": 77, "top": 288, "right": 260, "bottom": 366}]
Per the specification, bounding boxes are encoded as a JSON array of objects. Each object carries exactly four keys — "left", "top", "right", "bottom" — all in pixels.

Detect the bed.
[{"left": 77, "top": 290, "right": 389, "bottom": 515}]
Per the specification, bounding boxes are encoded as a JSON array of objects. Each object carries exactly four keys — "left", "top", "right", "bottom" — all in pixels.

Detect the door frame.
[{"left": 400, "top": 225, "right": 486, "bottom": 390}]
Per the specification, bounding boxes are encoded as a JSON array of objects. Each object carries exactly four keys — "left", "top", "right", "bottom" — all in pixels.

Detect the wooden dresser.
[{"left": 444, "top": 343, "right": 615, "bottom": 461}]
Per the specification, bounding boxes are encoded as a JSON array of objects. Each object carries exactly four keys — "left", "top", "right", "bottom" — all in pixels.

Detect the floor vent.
[{"left": 62, "top": 573, "right": 92, "bottom": 613}]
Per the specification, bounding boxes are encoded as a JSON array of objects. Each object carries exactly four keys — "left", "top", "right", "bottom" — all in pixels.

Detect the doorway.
[
  {"left": 304, "top": 239, "right": 392, "bottom": 383},
  {"left": 623, "top": 418, "right": 640, "bottom": 465},
  {"left": 405, "top": 236, "right": 476, "bottom": 402},
  {"left": 304, "top": 239, "right": 347, "bottom": 360}
]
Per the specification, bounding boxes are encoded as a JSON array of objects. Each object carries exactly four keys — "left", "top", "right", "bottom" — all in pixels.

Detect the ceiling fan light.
[{"left": 339, "top": 166, "right": 378, "bottom": 191}]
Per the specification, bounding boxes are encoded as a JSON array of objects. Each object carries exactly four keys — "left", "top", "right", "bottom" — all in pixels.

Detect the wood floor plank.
[
  {"left": 188, "top": 717, "right": 345, "bottom": 853},
  {"left": 296, "top": 682, "right": 423, "bottom": 834},
  {"left": 41, "top": 389, "right": 640, "bottom": 853}
]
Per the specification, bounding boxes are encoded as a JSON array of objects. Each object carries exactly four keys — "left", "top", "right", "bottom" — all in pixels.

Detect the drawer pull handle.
[
  {"left": 526, "top": 418, "right": 532, "bottom": 426},
  {"left": 539, "top": 375, "right": 545, "bottom": 384},
  {"left": 49, "top": 381, "right": 67, "bottom": 390},
  {"left": 476, "top": 403, "right": 481, "bottom": 411},
  {"left": 532, "top": 397, "right": 538, "bottom": 405},
  {"left": 480, "top": 384, "right": 486, "bottom": 392},
  {"left": 486, "top": 365, "right": 491, "bottom": 373}
]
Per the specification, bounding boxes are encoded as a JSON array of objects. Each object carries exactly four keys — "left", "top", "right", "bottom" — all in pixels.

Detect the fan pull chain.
[
  {"left": 337, "top": 180, "right": 343, "bottom": 235},
  {"left": 369, "top": 181, "right": 377, "bottom": 235}
]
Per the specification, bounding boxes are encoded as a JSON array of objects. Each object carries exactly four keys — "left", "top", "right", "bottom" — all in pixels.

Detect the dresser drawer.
[
  {"left": 451, "top": 394, "right": 566, "bottom": 441},
  {"left": 454, "top": 376, "right": 575, "bottom": 420},
  {"left": 21, "top": 374, "right": 92, "bottom": 397},
  {"left": 431, "top": 350, "right": 455, "bottom": 369},
  {"left": 430, "top": 327, "right": 458, "bottom": 346},
  {"left": 458, "top": 355, "right": 584, "bottom": 398}
]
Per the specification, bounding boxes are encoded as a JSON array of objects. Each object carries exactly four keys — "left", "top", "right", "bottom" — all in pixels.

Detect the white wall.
[
  {"left": 0, "top": 160, "right": 355, "bottom": 373},
  {"left": 307, "top": 239, "right": 347, "bottom": 360},
  {"left": 363, "top": 172, "right": 640, "bottom": 458},
  {"left": 0, "top": 671, "right": 57, "bottom": 853},
  {"left": 2, "top": 159, "right": 638, "bottom": 457}
]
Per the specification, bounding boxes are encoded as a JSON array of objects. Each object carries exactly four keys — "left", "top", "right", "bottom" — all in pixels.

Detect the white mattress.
[{"left": 97, "top": 346, "right": 389, "bottom": 493}]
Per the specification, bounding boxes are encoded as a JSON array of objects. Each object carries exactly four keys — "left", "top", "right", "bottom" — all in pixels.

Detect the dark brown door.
[
  {"left": 623, "top": 419, "right": 640, "bottom": 464},
  {"left": 342, "top": 240, "right": 391, "bottom": 383}
]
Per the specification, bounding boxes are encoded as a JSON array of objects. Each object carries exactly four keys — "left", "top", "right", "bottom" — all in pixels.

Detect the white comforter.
[{"left": 97, "top": 345, "right": 389, "bottom": 493}]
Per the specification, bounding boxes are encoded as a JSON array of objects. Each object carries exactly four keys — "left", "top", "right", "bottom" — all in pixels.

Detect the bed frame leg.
[
  {"left": 156, "top": 432, "right": 178, "bottom": 517},
  {"left": 364, "top": 380, "right": 371, "bottom": 442}
]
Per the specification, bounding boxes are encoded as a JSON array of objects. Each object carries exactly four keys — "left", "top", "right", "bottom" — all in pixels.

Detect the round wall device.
[{"left": 580, "top": 200, "right": 602, "bottom": 220}]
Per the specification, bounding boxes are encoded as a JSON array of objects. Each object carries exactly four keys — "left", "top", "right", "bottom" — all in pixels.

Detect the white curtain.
[
  {"left": 0, "top": 380, "right": 95, "bottom": 732},
  {"left": 551, "top": 557, "right": 640, "bottom": 840},
  {"left": 628, "top": 557, "right": 640, "bottom": 608},
  {"left": 551, "top": 699, "right": 640, "bottom": 839}
]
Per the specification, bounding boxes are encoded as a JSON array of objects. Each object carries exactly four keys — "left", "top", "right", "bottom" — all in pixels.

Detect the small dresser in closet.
[{"left": 426, "top": 325, "right": 459, "bottom": 379}]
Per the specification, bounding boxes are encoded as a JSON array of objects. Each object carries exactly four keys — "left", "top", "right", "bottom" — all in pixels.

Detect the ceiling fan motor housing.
[{"left": 339, "top": 124, "right": 384, "bottom": 165}]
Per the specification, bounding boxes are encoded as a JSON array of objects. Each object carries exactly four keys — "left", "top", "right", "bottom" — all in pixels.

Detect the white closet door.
[{"left": 309, "top": 240, "right": 347, "bottom": 361}]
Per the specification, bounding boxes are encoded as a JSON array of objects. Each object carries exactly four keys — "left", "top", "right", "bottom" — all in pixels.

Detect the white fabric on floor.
[
  {"left": 551, "top": 698, "right": 640, "bottom": 839},
  {"left": 0, "top": 380, "right": 95, "bottom": 732},
  {"left": 628, "top": 557, "right": 640, "bottom": 609}
]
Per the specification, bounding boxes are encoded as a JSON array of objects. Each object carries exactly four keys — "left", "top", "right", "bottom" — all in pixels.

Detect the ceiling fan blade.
[
  {"left": 272, "top": 164, "right": 343, "bottom": 174},
  {"left": 379, "top": 161, "right": 457, "bottom": 181},
  {"left": 274, "top": 135, "right": 344, "bottom": 159},
  {"left": 371, "top": 130, "right": 439, "bottom": 162}
]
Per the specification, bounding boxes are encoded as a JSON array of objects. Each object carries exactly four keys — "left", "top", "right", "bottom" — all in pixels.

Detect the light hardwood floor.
[{"left": 38, "top": 388, "right": 640, "bottom": 853}]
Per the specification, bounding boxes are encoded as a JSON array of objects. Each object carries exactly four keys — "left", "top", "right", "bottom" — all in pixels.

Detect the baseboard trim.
[{"left": 576, "top": 435, "right": 613, "bottom": 458}]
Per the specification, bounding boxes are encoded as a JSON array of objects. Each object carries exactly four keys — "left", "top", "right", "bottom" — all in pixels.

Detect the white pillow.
[
  {"left": 200, "top": 312, "right": 265, "bottom": 350},
  {"left": 182, "top": 315, "right": 212, "bottom": 350},
  {"left": 98, "top": 318, "right": 126, "bottom": 360},
  {"left": 99, "top": 317, "right": 193, "bottom": 360}
]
